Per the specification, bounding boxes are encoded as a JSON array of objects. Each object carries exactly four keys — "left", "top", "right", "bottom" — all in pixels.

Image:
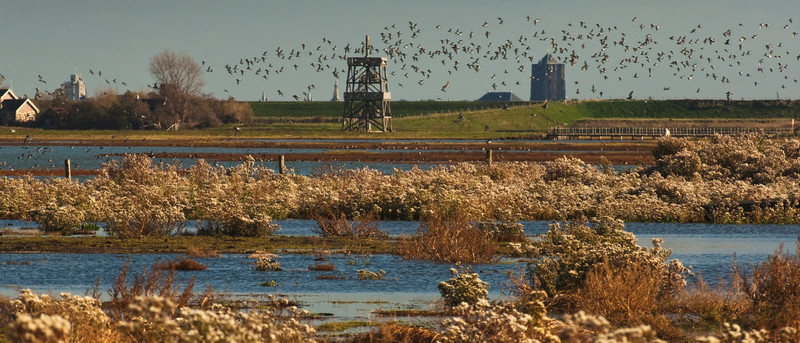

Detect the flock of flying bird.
[
  {"left": 208, "top": 16, "right": 799, "bottom": 100},
  {"left": 12, "top": 16, "right": 800, "bottom": 101}
]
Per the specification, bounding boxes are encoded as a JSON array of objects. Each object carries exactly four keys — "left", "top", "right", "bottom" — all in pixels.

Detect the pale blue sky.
[{"left": 2, "top": 0, "right": 798, "bottom": 101}]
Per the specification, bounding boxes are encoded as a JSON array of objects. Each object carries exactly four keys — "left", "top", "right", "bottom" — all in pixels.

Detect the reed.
[
  {"left": 312, "top": 208, "right": 386, "bottom": 238},
  {"left": 397, "top": 209, "right": 497, "bottom": 264},
  {"left": 346, "top": 323, "right": 442, "bottom": 343},
  {"left": 574, "top": 258, "right": 664, "bottom": 325},
  {"left": 740, "top": 240, "right": 800, "bottom": 329},
  {"left": 106, "top": 259, "right": 196, "bottom": 322},
  {"left": 186, "top": 245, "right": 219, "bottom": 258}
]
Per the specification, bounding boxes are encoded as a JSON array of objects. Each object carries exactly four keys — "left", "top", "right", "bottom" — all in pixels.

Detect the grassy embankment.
[
  {"left": 0, "top": 235, "right": 397, "bottom": 255},
  {"left": 2, "top": 99, "right": 796, "bottom": 142}
]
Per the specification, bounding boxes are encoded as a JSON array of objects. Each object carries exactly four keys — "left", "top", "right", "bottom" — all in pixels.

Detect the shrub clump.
[
  {"left": 197, "top": 211, "right": 280, "bottom": 238},
  {"left": 28, "top": 202, "right": 85, "bottom": 235},
  {"left": 117, "top": 295, "right": 317, "bottom": 343},
  {"left": 312, "top": 209, "right": 386, "bottom": 238},
  {"left": 8, "top": 289, "right": 117, "bottom": 342},
  {"left": 741, "top": 241, "right": 800, "bottom": 329},
  {"left": 398, "top": 210, "right": 497, "bottom": 264},
  {"left": 153, "top": 257, "right": 208, "bottom": 271},
  {"left": 357, "top": 269, "right": 386, "bottom": 280},
  {"left": 524, "top": 217, "right": 692, "bottom": 315},
  {"left": 252, "top": 255, "right": 282, "bottom": 271},
  {"left": 438, "top": 267, "right": 489, "bottom": 308},
  {"left": 440, "top": 295, "right": 557, "bottom": 342},
  {"left": 475, "top": 220, "right": 526, "bottom": 242}
]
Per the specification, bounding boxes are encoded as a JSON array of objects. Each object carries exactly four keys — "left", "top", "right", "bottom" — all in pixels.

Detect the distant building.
[
  {"left": 0, "top": 88, "right": 40, "bottom": 123},
  {"left": 477, "top": 91, "right": 524, "bottom": 101},
  {"left": 64, "top": 74, "right": 86, "bottom": 101},
  {"left": 0, "top": 88, "right": 18, "bottom": 102},
  {"left": 331, "top": 80, "right": 341, "bottom": 101},
  {"left": 530, "top": 54, "right": 565, "bottom": 101}
]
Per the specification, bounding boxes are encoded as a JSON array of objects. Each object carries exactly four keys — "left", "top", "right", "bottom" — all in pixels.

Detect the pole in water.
[
  {"left": 279, "top": 155, "right": 286, "bottom": 174},
  {"left": 65, "top": 159, "right": 71, "bottom": 180},
  {"left": 486, "top": 149, "right": 493, "bottom": 165}
]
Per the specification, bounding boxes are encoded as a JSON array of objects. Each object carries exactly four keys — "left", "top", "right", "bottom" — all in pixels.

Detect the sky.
[{"left": 2, "top": 0, "right": 799, "bottom": 102}]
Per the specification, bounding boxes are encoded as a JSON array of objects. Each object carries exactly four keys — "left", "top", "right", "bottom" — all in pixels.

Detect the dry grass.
[
  {"left": 106, "top": 259, "right": 196, "bottom": 321},
  {"left": 345, "top": 323, "right": 442, "bottom": 343},
  {"left": 574, "top": 258, "right": 664, "bottom": 326},
  {"left": 677, "top": 273, "right": 751, "bottom": 326},
  {"left": 741, "top": 241, "right": 800, "bottom": 329},
  {"left": 186, "top": 245, "right": 219, "bottom": 258},
  {"left": 312, "top": 209, "right": 387, "bottom": 238},
  {"left": 153, "top": 257, "right": 208, "bottom": 271},
  {"left": 396, "top": 210, "right": 497, "bottom": 264}
]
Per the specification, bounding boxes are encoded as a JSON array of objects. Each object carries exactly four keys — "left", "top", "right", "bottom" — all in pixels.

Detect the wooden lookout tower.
[{"left": 341, "top": 36, "right": 392, "bottom": 132}]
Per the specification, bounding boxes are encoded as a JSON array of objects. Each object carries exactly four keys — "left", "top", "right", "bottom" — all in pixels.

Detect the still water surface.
[{"left": 1, "top": 221, "right": 797, "bottom": 301}]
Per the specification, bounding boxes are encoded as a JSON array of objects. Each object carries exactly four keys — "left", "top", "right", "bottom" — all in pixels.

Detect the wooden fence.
[{"left": 546, "top": 127, "right": 793, "bottom": 140}]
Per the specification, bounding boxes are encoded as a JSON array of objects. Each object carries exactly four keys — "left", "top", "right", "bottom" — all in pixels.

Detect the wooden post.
[
  {"left": 486, "top": 149, "right": 493, "bottom": 165},
  {"left": 65, "top": 159, "right": 71, "bottom": 180},
  {"left": 279, "top": 155, "right": 286, "bottom": 174}
]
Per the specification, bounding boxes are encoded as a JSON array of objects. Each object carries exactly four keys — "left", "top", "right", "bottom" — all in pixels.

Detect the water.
[
  {"left": 1, "top": 221, "right": 798, "bottom": 295},
  {"left": 1, "top": 221, "right": 798, "bottom": 320},
  {"left": 0, "top": 144, "right": 444, "bottom": 175},
  {"left": 0, "top": 141, "right": 638, "bottom": 177}
]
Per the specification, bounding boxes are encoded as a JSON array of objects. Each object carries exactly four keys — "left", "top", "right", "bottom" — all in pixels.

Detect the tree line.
[{"left": 29, "top": 50, "right": 253, "bottom": 130}]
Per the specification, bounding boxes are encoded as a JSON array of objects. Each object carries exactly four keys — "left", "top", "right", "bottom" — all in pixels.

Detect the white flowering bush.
[
  {"left": 28, "top": 202, "right": 85, "bottom": 234},
  {"left": 9, "top": 289, "right": 117, "bottom": 342},
  {"left": 439, "top": 267, "right": 489, "bottom": 307},
  {"left": 252, "top": 256, "right": 282, "bottom": 271},
  {"left": 356, "top": 269, "right": 386, "bottom": 280},
  {"left": 439, "top": 298, "right": 558, "bottom": 343},
  {"left": 8, "top": 313, "right": 71, "bottom": 343},
  {"left": 558, "top": 311, "right": 666, "bottom": 343},
  {"left": 97, "top": 154, "right": 189, "bottom": 237},
  {"left": 525, "top": 217, "right": 692, "bottom": 312},
  {"left": 4, "top": 134, "right": 800, "bottom": 237},
  {"left": 475, "top": 220, "right": 526, "bottom": 242},
  {"left": 117, "top": 295, "right": 317, "bottom": 343}
]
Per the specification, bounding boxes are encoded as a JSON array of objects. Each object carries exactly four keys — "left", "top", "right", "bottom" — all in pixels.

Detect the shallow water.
[
  {"left": 0, "top": 144, "right": 446, "bottom": 176},
  {"left": 0, "top": 141, "right": 635, "bottom": 177},
  {"left": 1, "top": 220, "right": 797, "bottom": 320}
]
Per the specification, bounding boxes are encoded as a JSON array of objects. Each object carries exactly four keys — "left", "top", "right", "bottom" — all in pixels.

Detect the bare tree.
[{"left": 148, "top": 50, "right": 205, "bottom": 128}]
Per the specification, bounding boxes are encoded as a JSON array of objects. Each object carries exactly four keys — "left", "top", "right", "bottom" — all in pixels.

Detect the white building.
[{"left": 64, "top": 74, "right": 86, "bottom": 100}]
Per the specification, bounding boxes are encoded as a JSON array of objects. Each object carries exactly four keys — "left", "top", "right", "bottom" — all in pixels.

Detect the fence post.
[
  {"left": 486, "top": 149, "right": 493, "bottom": 165},
  {"left": 279, "top": 155, "right": 286, "bottom": 174},
  {"left": 65, "top": 159, "right": 71, "bottom": 180}
]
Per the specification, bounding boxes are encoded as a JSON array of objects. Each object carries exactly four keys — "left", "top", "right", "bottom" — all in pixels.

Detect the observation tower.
[{"left": 341, "top": 36, "right": 392, "bottom": 132}]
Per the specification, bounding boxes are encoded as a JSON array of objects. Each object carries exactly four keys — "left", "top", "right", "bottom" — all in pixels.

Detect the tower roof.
[{"left": 538, "top": 54, "right": 559, "bottom": 65}]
